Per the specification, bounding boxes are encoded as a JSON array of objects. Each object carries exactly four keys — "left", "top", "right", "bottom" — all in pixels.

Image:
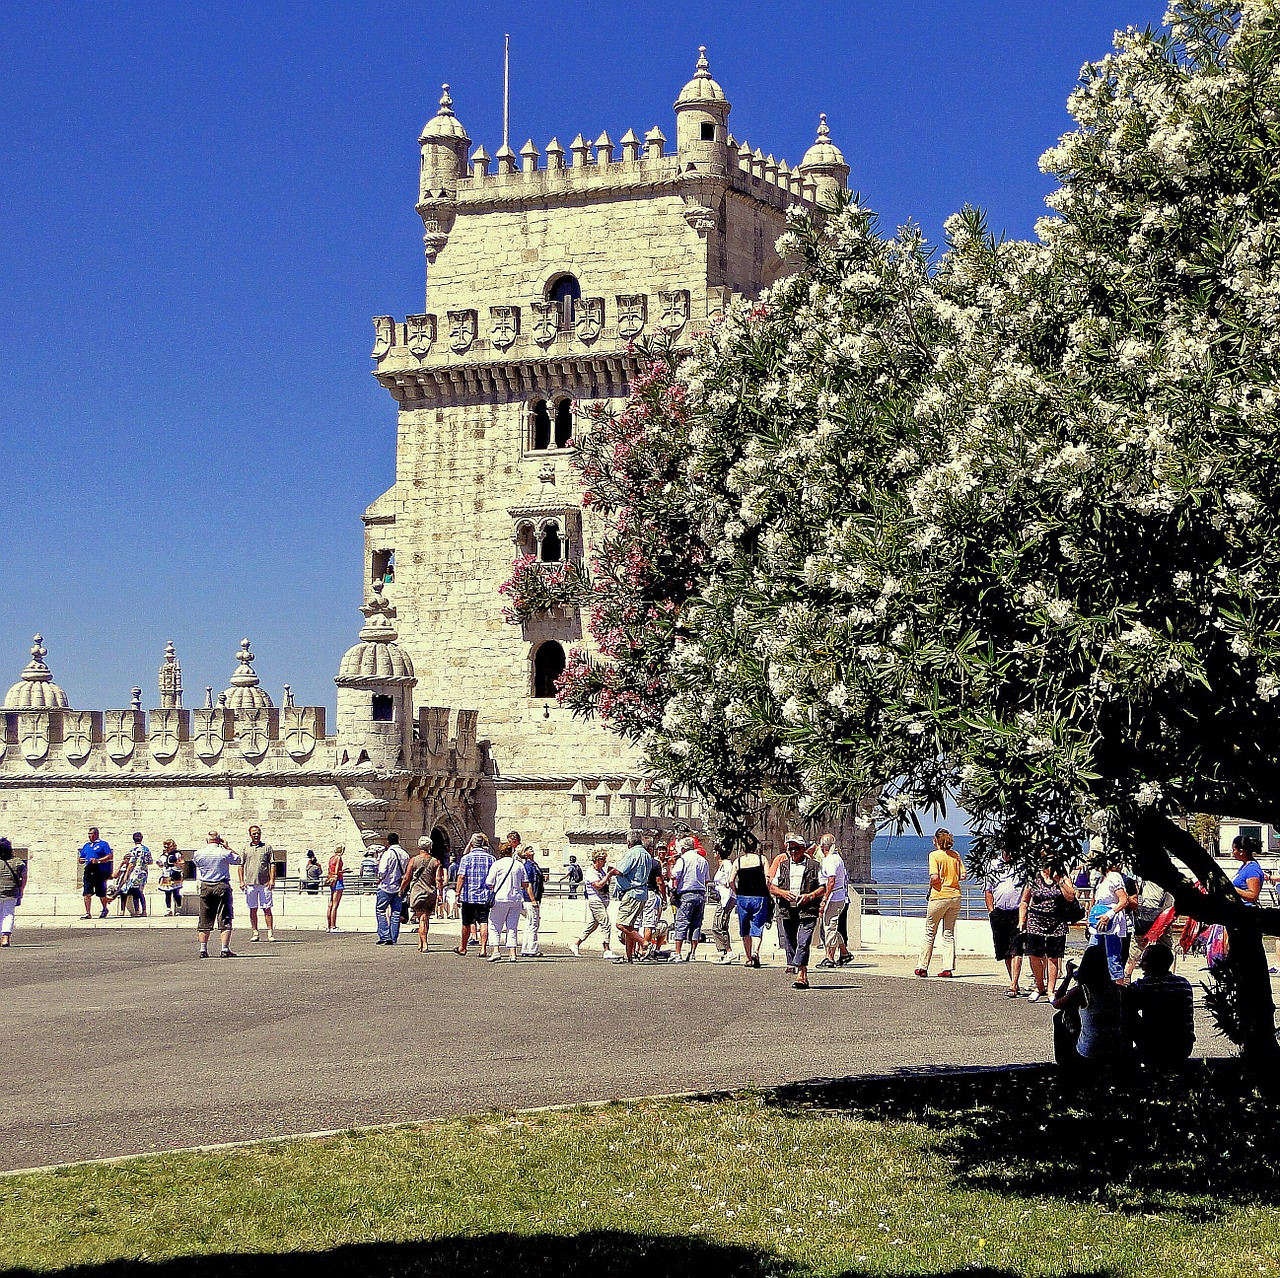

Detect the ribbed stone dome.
[
  {"left": 800, "top": 114, "right": 847, "bottom": 170},
  {"left": 3, "top": 635, "right": 70, "bottom": 709},
  {"left": 420, "top": 84, "right": 470, "bottom": 144},
  {"left": 220, "top": 639, "right": 274, "bottom": 711},
  {"left": 336, "top": 585, "right": 416, "bottom": 684},
  {"left": 675, "top": 47, "right": 727, "bottom": 106}
]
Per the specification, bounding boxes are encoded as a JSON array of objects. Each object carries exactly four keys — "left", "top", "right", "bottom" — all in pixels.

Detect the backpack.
[{"left": 567, "top": 864, "right": 583, "bottom": 884}]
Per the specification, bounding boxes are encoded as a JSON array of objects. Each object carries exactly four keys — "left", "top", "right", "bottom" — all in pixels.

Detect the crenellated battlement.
[{"left": 445, "top": 130, "right": 817, "bottom": 212}]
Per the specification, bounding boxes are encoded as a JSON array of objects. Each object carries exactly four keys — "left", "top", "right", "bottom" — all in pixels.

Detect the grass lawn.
[{"left": 3, "top": 1062, "right": 1279, "bottom": 1278}]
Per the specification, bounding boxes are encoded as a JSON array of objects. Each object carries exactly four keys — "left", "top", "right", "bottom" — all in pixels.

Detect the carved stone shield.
[
  {"left": 616, "top": 294, "right": 647, "bottom": 339},
  {"left": 371, "top": 315, "right": 395, "bottom": 360},
  {"left": 447, "top": 309, "right": 477, "bottom": 353},
  {"left": 283, "top": 706, "right": 319, "bottom": 761},
  {"left": 531, "top": 302, "right": 559, "bottom": 346},
  {"left": 193, "top": 710, "right": 225, "bottom": 762},
  {"left": 20, "top": 715, "right": 49, "bottom": 764},
  {"left": 575, "top": 297, "right": 604, "bottom": 343},
  {"left": 104, "top": 711, "right": 138, "bottom": 763},
  {"left": 150, "top": 709, "right": 183, "bottom": 763},
  {"left": 63, "top": 711, "right": 95, "bottom": 764},
  {"left": 405, "top": 313, "right": 436, "bottom": 358},
  {"left": 238, "top": 709, "right": 270, "bottom": 761},
  {"left": 658, "top": 289, "right": 690, "bottom": 332},
  {"left": 490, "top": 305, "right": 519, "bottom": 350}
]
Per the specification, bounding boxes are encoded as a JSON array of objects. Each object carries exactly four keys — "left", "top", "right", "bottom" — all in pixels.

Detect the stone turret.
[
  {"left": 220, "top": 639, "right": 274, "bottom": 711},
  {"left": 798, "top": 114, "right": 849, "bottom": 206},
  {"left": 158, "top": 640, "right": 182, "bottom": 709},
  {"left": 674, "top": 46, "right": 731, "bottom": 165},
  {"left": 417, "top": 84, "right": 471, "bottom": 266},
  {"left": 3, "top": 635, "right": 70, "bottom": 710},
  {"left": 335, "top": 583, "right": 416, "bottom": 770}
]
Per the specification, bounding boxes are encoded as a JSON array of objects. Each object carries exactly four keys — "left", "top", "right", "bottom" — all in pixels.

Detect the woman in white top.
[
  {"left": 485, "top": 843, "right": 534, "bottom": 962},
  {"left": 1088, "top": 862, "right": 1132, "bottom": 984}
]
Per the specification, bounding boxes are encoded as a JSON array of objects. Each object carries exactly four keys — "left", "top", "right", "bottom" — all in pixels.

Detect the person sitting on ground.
[
  {"left": 1122, "top": 944, "right": 1195, "bottom": 1067},
  {"left": 1051, "top": 943, "right": 1127, "bottom": 1068}
]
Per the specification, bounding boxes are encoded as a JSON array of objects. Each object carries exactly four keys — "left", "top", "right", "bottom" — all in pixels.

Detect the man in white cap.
[{"left": 770, "top": 833, "right": 824, "bottom": 989}]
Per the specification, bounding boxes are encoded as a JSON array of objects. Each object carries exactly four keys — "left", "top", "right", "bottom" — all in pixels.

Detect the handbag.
[{"left": 1060, "top": 895, "right": 1086, "bottom": 925}]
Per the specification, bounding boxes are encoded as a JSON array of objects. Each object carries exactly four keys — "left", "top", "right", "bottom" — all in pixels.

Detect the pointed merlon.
[{"left": 595, "top": 130, "right": 614, "bottom": 163}]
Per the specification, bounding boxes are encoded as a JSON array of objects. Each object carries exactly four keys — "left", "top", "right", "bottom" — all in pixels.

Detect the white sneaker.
[
  {"left": 330, "top": 927, "right": 344, "bottom": 934},
  {"left": 569, "top": 941, "right": 581, "bottom": 956},
  {"left": 266, "top": 930, "right": 275, "bottom": 942},
  {"left": 1027, "top": 990, "right": 1041, "bottom": 1003},
  {"left": 250, "top": 930, "right": 260, "bottom": 943},
  {"left": 601, "top": 949, "right": 616, "bottom": 960},
  {"left": 668, "top": 953, "right": 682, "bottom": 963},
  {"left": 717, "top": 953, "right": 735, "bottom": 964}
]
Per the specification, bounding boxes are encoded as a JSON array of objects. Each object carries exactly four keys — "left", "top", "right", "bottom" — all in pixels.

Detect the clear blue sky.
[{"left": 0, "top": 0, "right": 1164, "bottom": 714}]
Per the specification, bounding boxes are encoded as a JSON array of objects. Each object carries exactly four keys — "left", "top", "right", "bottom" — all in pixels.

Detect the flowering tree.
[
  {"left": 659, "top": 1, "right": 1280, "bottom": 1060},
  {"left": 505, "top": 0, "right": 1280, "bottom": 1061}
]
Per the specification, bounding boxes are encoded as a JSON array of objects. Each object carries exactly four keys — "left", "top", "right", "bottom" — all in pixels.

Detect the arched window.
[
  {"left": 531, "top": 399, "right": 552, "bottom": 450},
  {"left": 540, "top": 521, "right": 562, "bottom": 563},
  {"left": 431, "top": 827, "right": 450, "bottom": 861},
  {"left": 548, "top": 274, "right": 581, "bottom": 325},
  {"left": 554, "top": 398, "right": 573, "bottom": 448},
  {"left": 533, "top": 640, "right": 566, "bottom": 698}
]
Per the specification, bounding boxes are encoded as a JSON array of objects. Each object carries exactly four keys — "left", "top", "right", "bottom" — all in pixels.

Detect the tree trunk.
[{"left": 1130, "top": 810, "right": 1280, "bottom": 1072}]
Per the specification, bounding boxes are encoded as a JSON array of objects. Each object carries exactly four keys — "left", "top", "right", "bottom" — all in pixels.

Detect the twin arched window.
[{"left": 531, "top": 398, "right": 573, "bottom": 450}]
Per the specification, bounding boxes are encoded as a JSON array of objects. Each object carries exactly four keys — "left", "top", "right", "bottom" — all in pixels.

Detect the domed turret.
[
  {"left": 3, "top": 634, "right": 70, "bottom": 710},
  {"left": 335, "top": 584, "right": 416, "bottom": 770},
  {"left": 798, "top": 114, "right": 849, "bottom": 205},
  {"left": 418, "top": 84, "right": 471, "bottom": 266},
  {"left": 220, "top": 639, "right": 274, "bottom": 711},
  {"left": 419, "top": 83, "right": 471, "bottom": 187},
  {"left": 673, "top": 47, "right": 731, "bottom": 170}
]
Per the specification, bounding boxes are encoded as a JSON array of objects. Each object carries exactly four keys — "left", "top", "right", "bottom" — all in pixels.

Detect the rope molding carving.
[{"left": 0, "top": 769, "right": 476, "bottom": 790}]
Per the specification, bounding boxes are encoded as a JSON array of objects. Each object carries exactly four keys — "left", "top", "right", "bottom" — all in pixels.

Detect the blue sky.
[{"left": 0, "top": 0, "right": 1164, "bottom": 714}]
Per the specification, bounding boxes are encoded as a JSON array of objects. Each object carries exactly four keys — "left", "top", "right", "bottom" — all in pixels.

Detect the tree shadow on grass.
[
  {"left": 764, "top": 1059, "right": 1280, "bottom": 1219},
  {"left": 0, "top": 1234, "right": 1112, "bottom": 1278}
]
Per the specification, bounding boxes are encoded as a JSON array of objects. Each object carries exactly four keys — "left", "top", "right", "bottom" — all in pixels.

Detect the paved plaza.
[{"left": 0, "top": 926, "right": 1228, "bottom": 1173}]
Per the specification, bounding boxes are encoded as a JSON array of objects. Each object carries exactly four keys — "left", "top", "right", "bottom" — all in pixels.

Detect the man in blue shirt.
[
  {"left": 610, "top": 833, "right": 653, "bottom": 964},
  {"left": 79, "top": 827, "right": 113, "bottom": 920}
]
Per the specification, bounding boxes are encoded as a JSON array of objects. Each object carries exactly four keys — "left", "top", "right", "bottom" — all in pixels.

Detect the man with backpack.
[{"left": 564, "top": 855, "right": 584, "bottom": 899}]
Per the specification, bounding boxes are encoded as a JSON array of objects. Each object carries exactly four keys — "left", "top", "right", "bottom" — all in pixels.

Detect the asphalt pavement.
[{"left": 0, "top": 926, "right": 1220, "bottom": 1173}]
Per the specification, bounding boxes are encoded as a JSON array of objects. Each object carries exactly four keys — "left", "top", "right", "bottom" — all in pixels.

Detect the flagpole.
[{"left": 503, "top": 34, "right": 510, "bottom": 152}]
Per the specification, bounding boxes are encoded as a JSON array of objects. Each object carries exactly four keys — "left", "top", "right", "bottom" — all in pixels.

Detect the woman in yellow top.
[{"left": 915, "top": 829, "right": 965, "bottom": 978}]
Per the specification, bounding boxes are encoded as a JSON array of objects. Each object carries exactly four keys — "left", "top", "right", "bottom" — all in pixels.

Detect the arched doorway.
[{"left": 431, "top": 826, "right": 450, "bottom": 862}]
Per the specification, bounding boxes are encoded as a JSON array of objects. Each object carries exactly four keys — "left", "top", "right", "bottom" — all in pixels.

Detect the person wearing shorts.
[
  {"left": 730, "top": 848, "right": 770, "bottom": 968},
  {"left": 984, "top": 850, "right": 1025, "bottom": 996},
  {"left": 571, "top": 850, "right": 615, "bottom": 957},
  {"left": 455, "top": 833, "right": 495, "bottom": 956},
  {"left": 326, "top": 846, "right": 346, "bottom": 933},
  {"left": 668, "top": 836, "right": 708, "bottom": 963},
  {"left": 79, "top": 827, "right": 113, "bottom": 920},
  {"left": 610, "top": 833, "right": 653, "bottom": 963},
  {"left": 240, "top": 825, "right": 276, "bottom": 942},
  {"left": 1019, "top": 866, "right": 1075, "bottom": 1001},
  {"left": 193, "top": 830, "right": 241, "bottom": 959}
]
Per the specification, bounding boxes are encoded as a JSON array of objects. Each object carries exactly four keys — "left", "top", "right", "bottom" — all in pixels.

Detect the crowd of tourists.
[{"left": 923, "top": 828, "right": 1280, "bottom": 1071}]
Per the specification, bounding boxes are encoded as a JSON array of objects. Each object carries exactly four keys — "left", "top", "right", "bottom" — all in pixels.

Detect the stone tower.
[{"left": 366, "top": 51, "right": 849, "bottom": 849}]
